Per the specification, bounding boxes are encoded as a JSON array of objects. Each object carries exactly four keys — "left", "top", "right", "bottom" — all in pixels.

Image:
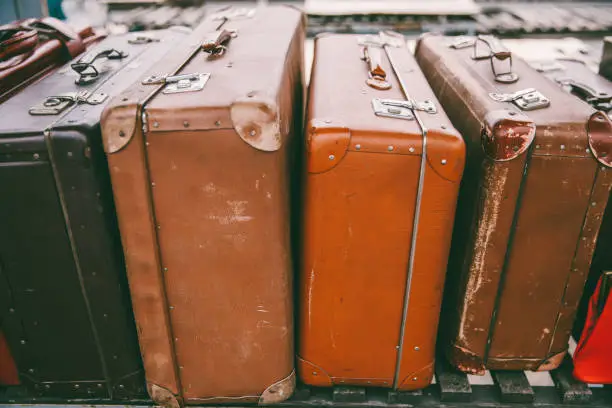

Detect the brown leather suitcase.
[
  {"left": 0, "top": 17, "right": 106, "bottom": 102},
  {"left": 101, "top": 6, "right": 304, "bottom": 406},
  {"left": 415, "top": 34, "right": 612, "bottom": 374},
  {"left": 298, "top": 33, "right": 465, "bottom": 390}
]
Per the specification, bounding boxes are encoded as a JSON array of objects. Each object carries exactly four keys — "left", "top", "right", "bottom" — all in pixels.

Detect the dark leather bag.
[{"left": 0, "top": 17, "right": 105, "bottom": 102}]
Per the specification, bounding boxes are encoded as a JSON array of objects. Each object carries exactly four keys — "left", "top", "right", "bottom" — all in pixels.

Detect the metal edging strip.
[{"left": 384, "top": 44, "right": 429, "bottom": 389}]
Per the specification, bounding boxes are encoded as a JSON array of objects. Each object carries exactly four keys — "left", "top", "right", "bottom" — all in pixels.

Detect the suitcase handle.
[
  {"left": 0, "top": 25, "right": 38, "bottom": 62},
  {"left": 555, "top": 77, "right": 612, "bottom": 109},
  {"left": 201, "top": 29, "right": 236, "bottom": 59},
  {"left": 362, "top": 45, "right": 391, "bottom": 90},
  {"left": 71, "top": 48, "right": 128, "bottom": 85},
  {"left": 472, "top": 35, "right": 519, "bottom": 84}
]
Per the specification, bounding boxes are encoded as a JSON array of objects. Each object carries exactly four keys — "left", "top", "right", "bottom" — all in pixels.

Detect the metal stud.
[
  {"left": 587, "top": 148, "right": 591, "bottom": 154},
  {"left": 409, "top": 147, "right": 415, "bottom": 153},
  {"left": 414, "top": 346, "right": 420, "bottom": 351},
  {"left": 441, "top": 159, "right": 447, "bottom": 165},
  {"left": 324, "top": 119, "right": 332, "bottom": 124},
  {"left": 355, "top": 144, "right": 361, "bottom": 150},
  {"left": 329, "top": 154, "right": 335, "bottom": 160},
  {"left": 215, "top": 121, "right": 221, "bottom": 127},
  {"left": 183, "top": 121, "right": 190, "bottom": 128},
  {"left": 312, "top": 371, "right": 318, "bottom": 376},
  {"left": 441, "top": 125, "right": 447, "bottom": 129},
  {"left": 113, "top": 355, "right": 118, "bottom": 360},
  {"left": 536, "top": 145, "right": 541, "bottom": 149},
  {"left": 151, "top": 182, "right": 156, "bottom": 187},
  {"left": 45, "top": 385, "right": 51, "bottom": 389},
  {"left": 153, "top": 121, "right": 159, "bottom": 128},
  {"left": 560, "top": 144, "right": 566, "bottom": 150},
  {"left": 28, "top": 369, "right": 34, "bottom": 373},
  {"left": 9, "top": 308, "right": 14, "bottom": 313},
  {"left": 20, "top": 340, "right": 26, "bottom": 345},
  {"left": 412, "top": 377, "right": 418, "bottom": 381},
  {"left": 97, "top": 384, "right": 103, "bottom": 388},
  {"left": 157, "top": 225, "right": 161, "bottom": 230},
  {"left": 119, "top": 385, "right": 125, "bottom": 389},
  {"left": 163, "top": 267, "right": 168, "bottom": 272},
  {"left": 74, "top": 384, "right": 80, "bottom": 389},
  {"left": 388, "top": 145, "right": 394, "bottom": 152},
  {"left": 169, "top": 306, "right": 175, "bottom": 310},
  {"left": 119, "top": 130, "right": 126, "bottom": 138},
  {"left": 592, "top": 202, "right": 597, "bottom": 207},
  {"left": 250, "top": 129, "right": 257, "bottom": 137},
  {"left": 146, "top": 142, "right": 150, "bottom": 146},
  {"left": 33, "top": 153, "right": 39, "bottom": 160}
]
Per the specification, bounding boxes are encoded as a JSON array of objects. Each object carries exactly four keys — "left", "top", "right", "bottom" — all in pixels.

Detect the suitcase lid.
[
  {"left": 0, "top": 28, "right": 188, "bottom": 139},
  {"left": 102, "top": 6, "right": 304, "bottom": 155},
  {"left": 307, "top": 33, "right": 465, "bottom": 180},
  {"left": 417, "top": 35, "right": 612, "bottom": 167}
]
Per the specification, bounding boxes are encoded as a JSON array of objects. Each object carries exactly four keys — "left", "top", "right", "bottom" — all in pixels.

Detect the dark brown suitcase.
[
  {"left": 299, "top": 32, "right": 465, "bottom": 390},
  {"left": 0, "top": 28, "right": 188, "bottom": 401},
  {"left": 415, "top": 34, "right": 612, "bottom": 374},
  {"left": 101, "top": 6, "right": 304, "bottom": 406}
]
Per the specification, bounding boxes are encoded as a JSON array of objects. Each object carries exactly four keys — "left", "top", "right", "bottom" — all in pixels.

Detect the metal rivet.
[
  {"left": 113, "top": 355, "right": 118, "bottom": 360},
  {"left": 414, "top": 346, "right": 420, "bottom": 351},
  {"left": 509, "top": 111, "right": 516, "bottom": 116},
  {"left": 409, "top": 147, "right": 415, "bottom": 153},
  {"left": 97, "top": 384, "right": 103, "bottom": 388},
  {"left": 119, "top": 130, "right": 125, "bottom": 137},
  {"left": 45, "top": 384, "right": 51, "bottom": 389},
  {"left": 67, "top": 152, "right": 73, "bottom": 157},
  {"left": 122, "top": 97, "right": 128, "bottom": 102},
  {"left": 33, "top": 153, "right": 39, "bottom": 159},
  {"left": 163, "top": 267, "right": 168, "bottom": 272},
  {"left": 119, "top": 385, "right": 125, "bottom": 389},
  {"left": 560, "top": 144, "right": 566, "bottom": 150},
  {"left": 587, "top": 148, "right": 591, "bottom": 153},
  {"left": 312, "top": 372, "right": 318, "bottom": 376},
  {"left": 20, "top": 340, "right": 26, "bottom": 345},
  {"left": 513, "top": 146, "right": 519, "bottom": 151},
  {"left": 28, "top": 369, "right": 34, "bottom": 373},
  {"left": 441, "top": 125, "right": 447, "bottom": 129},
  {"left": 157, "top": 225, "right": 161, "bottom": 230},
  {"left": 329, "top": 154, "right": 335, "bottom": 160},
  {"left": 215, "top": 121, "right": 221, "bottom": 127},
  {"left": 183, "top": 121, "right": 190, "bottom": 128},
  {"left": 74, "top": 384, "right": 80, "bottom": 389},
  {"left": 153, "top": 121, "right": 159, "bottom": 128},
  {"left": 9, "top": 308, "right": 14, "bottom": 313},
  {"left": 355, "top": 144, "right": 361, "bottom": 150},
  {"left": 388, "top": 145, "right": 394, "bottom": 152},
  {"left": 412, "top": 377, "right": 418, "bottom": 381},
  {"left": 151, "top": 182, "right": 156, "bottom": 187},
  {"left": 169, "top": 306, "right": 175, "bottom": 310},
  {"left": 92, "top": 272, "right": 97, "bottom": 276},
  {"left": 226, "top": 62, "right": 233, "bottom": 68},
  {"left": 536, "top": 145, "right": 541, "bottom": 149},
  {"left": 324, "top": 119, "right": 332, "bottom": 124},
  {"left": 592, "top": 202, "right": 597, "bottom": 207},
  {"left": 249, "top": 129, "right": 257, "bottom": 137},
  {"left": 367, "top": 381, "right": 371, "bottom": 384},
  {"left": 145, "top": 142, "right": 150, "bottom": 146},
  {"left": 103, "top": 313, "right": 108, "bottom": 318},
  {"left": 396, "top": 345, "right": 400, "bottom": 349},
  {"left": 441, "top": 159, "right": 447, "bottom": 165}
]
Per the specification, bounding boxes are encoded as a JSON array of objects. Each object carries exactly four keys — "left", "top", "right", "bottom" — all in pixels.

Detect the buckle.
[{"left": 29, "top": 91, "right": 108, "bottom": 115}]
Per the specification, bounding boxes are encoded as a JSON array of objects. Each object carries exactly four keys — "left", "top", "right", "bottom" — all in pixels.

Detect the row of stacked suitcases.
[{"left": 0, "top": 6, "right": 610, "bottom": 406}]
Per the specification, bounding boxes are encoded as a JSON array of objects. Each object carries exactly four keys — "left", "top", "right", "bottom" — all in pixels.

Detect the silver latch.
[
  {"left": 448, "top": 36, "right": 476, "bottom": 49},
  {"left": 489, "top": 88, "right": 550, "bottom": 111},
  {"left": 29, "top": 91, "right": 108, "bottom": 115},
  {"left": 141, "top": 72, "right": 211, "bottom": 94},
  {"left": 372, "top": 98, "right": 437, "bottom": 120}
]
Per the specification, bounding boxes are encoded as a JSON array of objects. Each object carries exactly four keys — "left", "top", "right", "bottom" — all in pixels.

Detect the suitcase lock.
[
  {"left": 489, "top": 88, "right": 550, "bottom": 111},
  {"left": 29, "top": 91, "right": 108, "bottom": 115},
  {"left": 372, "top": 98, "right": 437, "bottom": 120},
  {"left": 141, "top": 72, "right": 211, "bottom": 94}
]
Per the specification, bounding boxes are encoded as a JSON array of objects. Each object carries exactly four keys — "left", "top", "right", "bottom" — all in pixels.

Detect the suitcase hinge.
[
  {"left": 489, "top": 88, "right": 550, "bottom": 111},
  {"left": 555, "top": 77, "right": 612, "bottom": 112},
  {"left": 141, "top": 72, "right": 211, "bottom": 94},
  {"left": 29, "top": 91, "right": 108, "bottom": 115},
  {"left": 372, "top": 97, "right": 437, "bottom": 120}
]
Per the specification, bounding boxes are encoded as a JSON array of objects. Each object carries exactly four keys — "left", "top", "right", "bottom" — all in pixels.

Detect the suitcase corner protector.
[
  {"left": 482, "top": 110, "right": 536, "bottom": 162},
  {"left": 102, "top": 100, "right": 139, "bottom": 154},
  {"left": 258, "top": 370, "right": 296, "bottom": 405},
  {"left": 147, "top": 382, "right": 181, "bottom": 408},
  {"left": 231, "top": 92, "right": 283, "bottom": 152}
]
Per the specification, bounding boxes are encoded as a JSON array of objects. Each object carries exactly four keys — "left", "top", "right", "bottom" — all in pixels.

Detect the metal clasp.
[
  {"left": 448, "top": 36, "right": 476, "bottom": 49},
  {"left": 128, "top": 35, "right": 160, "bottom": 45},
  {"left": 489, "top": 88, "right": 550, "bottom": 111},
  {"left": 29, "top": 91, "right": 108, "bottom": 115},
  {"left": 141, "top": 72, "right": 211, "bottom": 94},
  {"left": 372, "top": 98, "right": 437, "bottom": 120}
]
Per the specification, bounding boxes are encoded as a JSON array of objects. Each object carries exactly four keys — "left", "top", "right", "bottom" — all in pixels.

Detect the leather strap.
[
  {"left": 28, "top": 17, "right": 85, "bottom": 58},
  {"left": 0, "top": 24, "right": 38, "bottom": 61}
]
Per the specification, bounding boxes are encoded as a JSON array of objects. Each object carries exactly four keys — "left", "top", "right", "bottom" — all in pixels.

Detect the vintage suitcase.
[
  {"left": 0, "top": 27, "right": 188, "bottom": 400},
  {"left": 0, "top": 17, "right": 105, "bottom": 102},
  {"left": 298, "top": 33, "right": 465, "bottom": 390},
  {"left": 101, "top": 6, "right": 304, "bottom": 406},
  {"left": 573, "top": 271, "right": 612, "bottom": 384},
  {"left": 415, "top": 34, "right": 612, "bottom": 374}
]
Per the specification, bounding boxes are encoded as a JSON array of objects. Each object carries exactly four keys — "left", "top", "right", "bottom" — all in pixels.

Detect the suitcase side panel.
[
  {"left": 48, "top": 129, "right": 145, "bottom": 399},
  {"left": 300, "top": 148, "right": 419, "bottom": 387},
  {"left": 0, "top": 331, "right": 18, "bottom": 385}
]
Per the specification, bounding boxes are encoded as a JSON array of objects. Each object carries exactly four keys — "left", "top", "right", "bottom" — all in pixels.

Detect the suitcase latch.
[
  {"left": 448, "top": 36, "right": 476, "bottom": 49},
  {"left": 372, "top": 98, "right": 437, "bottom": 120},
  {"left": 489, "top": 88, "right": 550, "bottom": 111},
  {"left": 555, "top": 78, "right": 612, "bottom": 112},
  {"left": 141, "top": 72, "right": 211, "bottom": 94},
  {"left": 29, "top": 91, "right": 109, "bottom": 115}
]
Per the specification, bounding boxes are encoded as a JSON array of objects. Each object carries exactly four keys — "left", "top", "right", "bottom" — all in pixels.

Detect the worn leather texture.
[
  {"left": 0, "top": 29, "right": 186, "bottom": 399},
  {"left": 102, "top": 6, "right": 304, "bottom": 404},
  {"left": 573, "top": 274, "right": 612, "bottom": 384},
  {"left": 0, "top": 18, "right": 105, "bottom": 103},
  {"left": 415, "top": 34, "right": 612, "bottom": 374},
  {"left": 299, "top": 34, "right": 465, "bottom": 390}
]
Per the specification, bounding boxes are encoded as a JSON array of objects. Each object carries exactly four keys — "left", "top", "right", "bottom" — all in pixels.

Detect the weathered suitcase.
[
  {"left": 415, "top": 34, "right": 612, "bottom": 374},
  {"left": 0, "top": 17, "right": 105, "bottom": 102},
  {"left": 0, "top": 27, "right": 188, "bottom": 400},
  {"left": 101, "top": 6, "right": 304, "bottom": 406},
  {"left": 298, "top": 33, "right": 465, "bottom": 390}
]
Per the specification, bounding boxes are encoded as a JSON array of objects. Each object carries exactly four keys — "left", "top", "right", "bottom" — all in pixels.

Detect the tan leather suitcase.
[
  {"left": 101, "top": 6, "right": 304, "bottom": 406},
  {"left": 415, "top": 34, "right": 612, "bottom": 374},
  {"left": 298, "top": 33, "right": 465, "bottom": 390}
]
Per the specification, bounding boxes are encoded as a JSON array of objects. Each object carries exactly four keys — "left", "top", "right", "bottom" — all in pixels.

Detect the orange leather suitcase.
[{"left": 298, "top": 32, "right": 465, "bottom": 390}]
